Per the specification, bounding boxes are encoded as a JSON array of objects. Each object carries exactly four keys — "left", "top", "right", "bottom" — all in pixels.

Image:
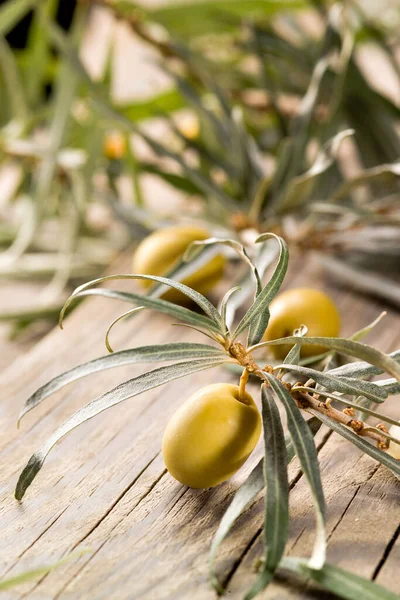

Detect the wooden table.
[
  {"left": 1, "top": 4, "right": 400, "bottom": 598},
  {"left": 1, "top": 248, "right": 399, "bottom": 599}
]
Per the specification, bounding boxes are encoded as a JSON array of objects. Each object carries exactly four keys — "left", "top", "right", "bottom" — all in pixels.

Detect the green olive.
[
  {"left": 162, "top": 383, "right": 261, "bottom": 488},
  {"left": 263, "top": 288, "right": 341, "bottom": 359},
  {"left": 132, "top": 225, "right": 225, "bottom": 303},
  {"left": 387, "top": 425, "right": 400, "bottom": 460}
]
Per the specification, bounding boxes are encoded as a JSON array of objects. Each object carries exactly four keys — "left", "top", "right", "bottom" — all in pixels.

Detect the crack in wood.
[
  {"left": 372, "top": 523, "right": 400, "bottom": 581},
  {"left": 21, "top": 456, "right": 166, "bottom": 600},
  {"left": 2, "top": 505, "right": 69, "bottom": 579}
]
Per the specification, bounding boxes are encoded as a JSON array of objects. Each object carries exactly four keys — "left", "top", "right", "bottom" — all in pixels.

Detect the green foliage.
[{"left": 14, "top": 234, "right": 400, "bottom": 599}]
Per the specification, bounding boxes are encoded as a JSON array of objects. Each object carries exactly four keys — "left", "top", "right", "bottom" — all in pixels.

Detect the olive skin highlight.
[
  {"left": 132, "top": 225, "right": 225, "bottom": 303},
  {"left": 263, "top": 288, "right": 341, "bottom": 359},
  {"left": 162, "top": 383, "right": 262, "bottom": 488}
]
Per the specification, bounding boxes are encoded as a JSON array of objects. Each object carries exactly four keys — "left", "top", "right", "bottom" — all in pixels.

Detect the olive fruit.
[
  {"left": 263, "top": 288, "right": 341, "bottom": 359},
  {"left": 387, "top": 425, "right": 400, "bottom": 460},
  {"left": 132, "top": 225, "right": 225, "bottom": 303},
  {"left": 162, "top": 383, "right": 261, "bottom": 488}
]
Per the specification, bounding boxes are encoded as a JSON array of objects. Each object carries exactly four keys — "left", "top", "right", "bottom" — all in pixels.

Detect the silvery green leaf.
[
  {"left": 225, "top": 238, "right": 278, "bottom": 330},
  {"left": 218, "top": 286, "right": 241, "bottom": 334},
  {"left": 15, "top": 356, "right": 229, "bottom": 500},
  {"left": 282, "top": 326, "right": 308, "bottom": 367},
  {"left": 71, "top": 289, "right": 221, "bottom": 336},
  {"left": 148, "top": 244, "right": 221, "bottom": 299},
  {"left": 233, "top": 234, "right": 288, "bottom": 342},
  {"left": 258, "top": 337, "right": 400, "bottom": 381},
  {"left": 209, "top": 417, "right": 321, "bottom": 593},
  {"left": 281, "top": 556, "right": 399, "bottom": 600},
  {"left": 278, "top": 364, "right": 387, "bottom": 403},
  {"left": 244, "top": 385, "right": 289, "bottom": 599},
  {"left": 267, "top": 50, "right": 332, "bottom": 212},
  {"left": 264, "top": 373, "right": 326, "bottom": 570},
  {"left": 19, "top": 343, "right": 225, "bottom": 423},
  {"left": 308, "top": 410, "right": 400, "bottom": 480},
  {"left": 375, "top": 378, "right": 400, "bottom": 395},
  {"left": 184, "top": 238, "right": 262, "bottom": 291},
  {"left": 60, "top": 274, "right": 223, "bottom": 331},
  {"left": 327, "top": 350, "right": 400, "bottom": 379},
  {"left": 0, "top": 0, "right": 35, "bottom": 36},
  {"left": 350, "top": 312, "right": 387, "bottom": 342},
  {"left": 332, "top": 161, "right": 400, "bottom": 202},
  {"left": 0, "top": 38, "right": 28, "bottom": 121},
  {"left": 277, "top": 129, "right": 354, "bottom": 212},
  {"left": 0, "top": 550, "right": 90, "bottom": 591},
  {"left": 144, "top": 0, "right": 308, "bottom": 39},
  {"left": 140, "top": 130, "right": 238, "bottom": 211},
  {"left": 184, "top": 237, "right": 263, "bottom": 331}
]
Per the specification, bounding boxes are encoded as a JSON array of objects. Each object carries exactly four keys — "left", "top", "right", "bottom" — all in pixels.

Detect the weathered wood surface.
[
  {"left": 0, "top": 247, "right": 399, "bottom": 599},
  {"left": 1, "top": 2, "right": 400, "bottom": 598}
]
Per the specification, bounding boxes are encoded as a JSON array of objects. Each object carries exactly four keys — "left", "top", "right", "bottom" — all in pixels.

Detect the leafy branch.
[{"left": 14, "top": 232, "right": 400, "bottom": 600}]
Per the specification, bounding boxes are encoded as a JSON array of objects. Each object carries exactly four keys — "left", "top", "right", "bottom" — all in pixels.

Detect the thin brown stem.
[
  {"left": 230, "top": 344, "right": 389, "bottom": 449},
  {"left": 239, "top": 368, "right": 249, "bottom": 402}
]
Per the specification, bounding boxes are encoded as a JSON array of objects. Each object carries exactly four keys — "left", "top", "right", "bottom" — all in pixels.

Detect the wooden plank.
[{"left": 1, "top": 246, "right": 399, "bottom": 599}]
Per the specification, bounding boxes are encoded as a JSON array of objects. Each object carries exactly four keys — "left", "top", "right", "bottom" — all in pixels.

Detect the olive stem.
[
  {"left": 239, "top": 369, "right": 249, "bottom": 402},
  {"left": 238, "top": 352, "right": 390, "bottom": 449}
]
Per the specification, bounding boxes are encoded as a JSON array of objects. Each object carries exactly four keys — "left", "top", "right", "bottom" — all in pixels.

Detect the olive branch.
[
  {"left": 15, "top": 234, "right": 400, "bottom": 599},
  {"left": 14, "top": 232, "right": 400, "bottom": 599}
]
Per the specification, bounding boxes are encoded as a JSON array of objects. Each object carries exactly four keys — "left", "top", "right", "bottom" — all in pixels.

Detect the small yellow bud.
[
  {"left": 177, "top": 113, "right": 200, "bottom": 140},
  {"left": 103, "top": 131, "right": 127, "bottom": 160}
]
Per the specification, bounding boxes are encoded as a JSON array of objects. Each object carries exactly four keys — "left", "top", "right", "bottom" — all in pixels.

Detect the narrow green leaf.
[
  {"left": 184, "top": 238, "right": 261, "bottom": 291},
  {"left": 308, "top": 410, "right": 400, "bottom": 480},
  {"left": 15, "top": 356, "right": 229, "bottom": 500},
  {"left": 256, "top": 337, "right": 400, "bottom": 381},
  {"left": 209, "top": 417, "right": 321, "bottom": 593},
  {"left": 0, "top": 37, "right": 29, "bottom": 121},
  {"left": 264, "top": 373, "right": 326, "bottom": 570},
  {"left": 73, "top": 288, "right": 221, "bottom": 336},
  {"left": 19, "top": 343, "right": 225, "bottom": 423},
  {"left": 332, "top": 161, "right": 400, "bottom": 203},
  {"left": 225, "top": 238, "right": 278, "bottom": 330},
  {"left": 144, "top": 1, "right": 307, "bottom": 39},
  {"left": 327, "top": 349, "right": 400, "bottom": 380},
  {"left": 0, "top": 550, "right": 91, "bottom": 591},
  {"left": 218, "top": 286, "right": 241, "bottom": 334},
  {"left": 245, "top": 384, "right": 289, "bottom": 599},
  {"left": 233, "top": 234, "right": 289, "bottom": 342},
  {"left": 281, "top": 326, "right": 308, "bottom": 368},
  {"left": 118, "top": 88, "right": 185, "bottom": 122},
  {"left": 148, "top": 245, "right": 221, "bottom": 299},
  {"left": 281, "top": 557, "right": 399, "bottom": 600},
  {"left": 277, "top": 129, "right": 354, "bottom": 212},
  {"left": 25, "top": 0, "right": 57, "bottom": 107},
  {"left": 276, "top": 364, "right": 387, "bottom": 403},
  {"left": 0, "top": 0, "right": 35, "bottom": 37},
  {"left": 184, "top": 237, "right": 262, "bottom": 332},
  {"left": 60, "top": 274, "right": 223, "bottom": 331},
  {"left": 350, "top": 312, "right": 387, "bottom": 343}
]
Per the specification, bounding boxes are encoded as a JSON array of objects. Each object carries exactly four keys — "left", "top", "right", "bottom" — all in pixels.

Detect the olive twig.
[
  {"left": 233, "top": 345, "right": 391, "bottom": 450},
  {"left": 291, "top": 388, "right": 389, "bottom": 448}
]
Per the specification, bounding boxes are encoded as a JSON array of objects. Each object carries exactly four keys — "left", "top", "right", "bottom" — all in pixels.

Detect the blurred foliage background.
[{"left": 0, "top": 0, "right": 399, "bottom": 359}]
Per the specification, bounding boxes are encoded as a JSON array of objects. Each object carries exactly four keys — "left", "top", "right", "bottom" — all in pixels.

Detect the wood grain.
[
  {"left": 0, "top": 247, "right": 399, "bottom": 599},
  {"left": 1, "top": 3, "right": 400, "bottom": 599}
]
